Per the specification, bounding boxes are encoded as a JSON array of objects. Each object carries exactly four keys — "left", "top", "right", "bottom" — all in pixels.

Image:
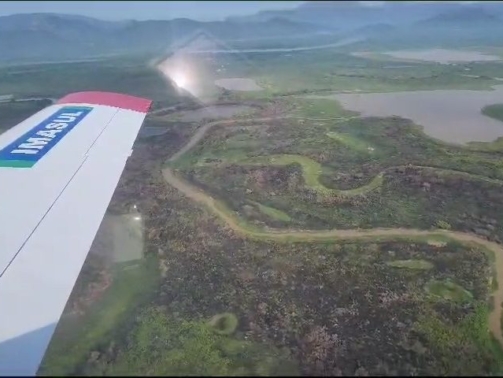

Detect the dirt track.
[{"left": 161, "top": 115, "right": 503, "bottom": 345}]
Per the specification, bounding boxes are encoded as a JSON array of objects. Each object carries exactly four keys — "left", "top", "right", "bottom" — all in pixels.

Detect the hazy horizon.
[
  {"left": 0, "top": 1, "right": 304, "bottom": 21},
  {"left": 0, "top": 1, "right": 494, "bottom": 22}
]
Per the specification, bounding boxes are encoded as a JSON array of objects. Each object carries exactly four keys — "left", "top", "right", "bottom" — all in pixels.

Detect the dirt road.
[{"left": 161, "top": 115, "right": 503, "bottom": 345}]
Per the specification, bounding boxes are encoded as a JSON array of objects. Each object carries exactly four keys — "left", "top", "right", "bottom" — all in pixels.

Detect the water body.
[
  {"left": 214, "top": 78, "right": 263, "bottom": 91},
  {"left": 180, "top": 37, "right": 363, "bottom": 55},
  {"left": 0, "top": 96, "right": 56, "bottom": 104},
  {"left": 0, "top": 56, "right": 119, "bottom": 68},
  {"left": 382, "top": 49, "right": 501, "bottom": 64},
  {"left": 310, "top": 85, "right": 503, "bottom": 144},
  {"left": 383, "top": 65, "right": 417, "bottom": 69}
]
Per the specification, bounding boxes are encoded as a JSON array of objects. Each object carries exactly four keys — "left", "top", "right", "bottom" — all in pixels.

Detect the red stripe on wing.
[{"left": 57, "top": 91, "right": 152, "bottom": 113}]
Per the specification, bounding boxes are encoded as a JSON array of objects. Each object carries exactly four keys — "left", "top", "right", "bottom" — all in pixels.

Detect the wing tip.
[{"left": 57, "top": 91, "right": 152, "bottom": 113}]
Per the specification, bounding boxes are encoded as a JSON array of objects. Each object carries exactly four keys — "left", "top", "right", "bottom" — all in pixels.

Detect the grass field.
[
  {"left": 39, "top": 256, "right": 159, "bottom": 376},
  {"left": 178, "top": 96, "right": 503, "bottom": 239},
  {"left": 386, "top": 259, "right": 434, "bottom": 270},
  {"left": 251, "top": 201, "right": 292, "bottom": 222},
  {"left": 0, "top": 100, "right": 52, "bottom": 132},
  {"left": 482, "top": 103, "right": 503, "bottom": 122},
  {"left": 217, "top": 49, "right": 503, "bottom": 101},
  {"left": 0, "top": 59, "right": 181, "bottom": 103}
]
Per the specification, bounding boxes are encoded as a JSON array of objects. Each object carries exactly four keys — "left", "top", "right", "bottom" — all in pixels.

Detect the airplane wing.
[{"left": 0, "top": 91, "right": 152, "bottom": 376}]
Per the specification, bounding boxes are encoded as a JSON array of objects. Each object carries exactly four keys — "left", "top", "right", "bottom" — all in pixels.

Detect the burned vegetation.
[{"left": 69, "top": 102, "right": 503, "bottom": 375}]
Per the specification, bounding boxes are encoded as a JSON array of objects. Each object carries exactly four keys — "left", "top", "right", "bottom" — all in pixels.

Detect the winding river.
[{"left": 161, "top": 114, "right": 503, "bottom": 345}]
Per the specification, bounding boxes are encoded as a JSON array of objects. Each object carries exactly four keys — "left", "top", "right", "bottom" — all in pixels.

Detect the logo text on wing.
[{"left": 0, "top": 106, "right": 93, "bottom": 168}]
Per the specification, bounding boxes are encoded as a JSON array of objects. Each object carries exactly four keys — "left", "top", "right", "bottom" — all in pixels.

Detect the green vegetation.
[
  {"left": 217, "top": 48, "right": 503, "bottom": 100},
  {"left": 23, "top": 44, "right": 503, "bottom": 377},
  {"left": 415, "top": 305, "right": 503, "bottom": 376},
  {"left": 326, "top": 131, "right": 373, "bottom": 153},
  {"left": 83, "top": 308, "right": 298, "bottom": 376},
  {"left": 0, "top": 59, "right": 182, "bottom": 102},
  {"left": 243, "top": 154, "right": 383, "bottom": 196},
  {"left": 435, "top": 220, "right": 452, "bottom": 230},
  {"left": 209, "top": 313, "right": 239, "bottom": 335},
  {"left": 482, "top": 103, "right": 503, "bottom": 122},
  {"left": 187, "top": 153, "right": 384, "bottom": 197},
  {"left": 386, "top": 259, "right": 434, "bottom": 270},
  {"left": 0, "top": 100, "right": 52, "bottom": 133},
  {"left": 181, "top": 100, "right": 503, "bottom": 240},
  {"left": 140, "top": 193, "right": 500, "bottom": 376},
  {"left": 39, "top": 256, "right": 159, "bottom": 376},
  {"left": 425, "top": 279, "right": 473, "bottom": 302},
  {"left": 492, "top": 271, "right": 499, "bottom": 292},
  {"left": 60, "top": 119, "right": 499, "bottom": 375},
  {"left": 291, "top": 98, "right": 351, "bottom": 119},
  {"left": 251, "top": 201, "right": 292, "bottom": 222},
  {"left": 94, "top": 308, "right": 232, "bottom": 376}
]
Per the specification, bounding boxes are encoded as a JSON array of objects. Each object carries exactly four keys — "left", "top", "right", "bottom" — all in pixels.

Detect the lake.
[
  {"left": 311, "top": 85, "right": 503, "bottom": 144},
  {"left": 382, "top": 49, "right": 501, "bottom": 64}
]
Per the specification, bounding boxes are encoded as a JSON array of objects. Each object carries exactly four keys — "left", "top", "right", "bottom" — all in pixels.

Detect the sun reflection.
[
  {"left": 155, "top": 50, "right": 213, "bottom": 104},
  {"left": 171, "top": 72, "right": 188, "bottom": 89}
]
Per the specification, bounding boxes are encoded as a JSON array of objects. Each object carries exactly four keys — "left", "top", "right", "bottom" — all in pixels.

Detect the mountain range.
[
  {"left": 0, "top": 12, "right": 329, "bottom": 63},
  {"left": 229, "top": 1, "right": 503, "bottom": 29},
  {"left": 2, "top": 1, "right": 503, "bottom": 63}
]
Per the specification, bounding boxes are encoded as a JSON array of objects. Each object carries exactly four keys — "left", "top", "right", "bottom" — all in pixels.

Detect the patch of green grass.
[
  {"left": 213, "top": 199, "right": 263, "bottom": 235},
  {"left": 425, "top": 278, "right": 473, "bottom": 303},
  {"left": 423, "top": 166, "right": 503, "bottom": 185},
  {"left": 459, "top": 104, "right": 503, "bottom": 151},
  {"left": 326, "top": 131, "right": 374, "bottom": 153},
  {"left": 427, "top": 239, "right": 447, "bottom": 247},
  {"left": 100, "top": 308, "right": 233, "bottom": 376},
  {"left": 243, "top": 154, "right": 383, "bottom": 197},
  {"left": 209, "top": 313, "right": 239, "bottom": 335},
  {"left": 219, "top": 339, "right": 251, "bottom": 356},
  {"left": 468, "top": 137, "right": 503, "bottom": 152},
  {"left": 482, "top": 104, "right": 503, "bottom": 123},
  {"left": 290, "top": 98, "right": 352, "bottom": 119},
  {"left": 435, "top": 220, "right": 452, "bottom": 230},
  {"left": 237, "top": 49, "right": 501, "bottom": 96},
  {"left": 492, "top": 271, "right": 499, "bottom": 293},
  {"left": 39, "top": 255, "right": 159, "bottom": 376},
  {"left": 88, "top": 308, "right": 299, "bottom": 376},
  {"left": 386, "top": 259, "right": 434, "bottom": 270},
  {"left": 251, "top": 201, "right": 291, "bottom": 222},
  {"left": 415, "top": 304, "right": 503, "bottom": 375}
]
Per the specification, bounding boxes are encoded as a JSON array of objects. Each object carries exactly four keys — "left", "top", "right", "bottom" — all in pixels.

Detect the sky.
[
  {"left": 0, "top": 1, "right": 304, "bottom": 21},
  {"left": 0, "top": 1, "right": 487, "bottom": 21}
]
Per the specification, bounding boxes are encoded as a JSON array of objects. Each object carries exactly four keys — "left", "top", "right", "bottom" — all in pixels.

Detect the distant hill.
[
  {"left": 416, "top": 7, "right": 501, "bottom": 28},
  {"left": 347, "top": 23, "right": 396, "bottom": 38},
  {"left": 5, "top": 2, "right": 503, "bottom": 64},
  {"left": 0, "top": 13, "right": 326, "bottom": 63},
  {"left": 410, "top": 6, "right": 503, "bottom": 44},
  {"left": 229, "top": 1, "right": 503, "bottom": 33},
  {"left": 228, "top": 1, "right": 454, "bottom": 30},
  {"left": 355, "top": 6, "right": 503, "bottom": 51}
]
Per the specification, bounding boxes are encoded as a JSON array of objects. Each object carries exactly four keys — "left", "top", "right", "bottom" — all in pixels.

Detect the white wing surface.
[{"left": 0, "top": 91, "right": 152, "bottom": 376}]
